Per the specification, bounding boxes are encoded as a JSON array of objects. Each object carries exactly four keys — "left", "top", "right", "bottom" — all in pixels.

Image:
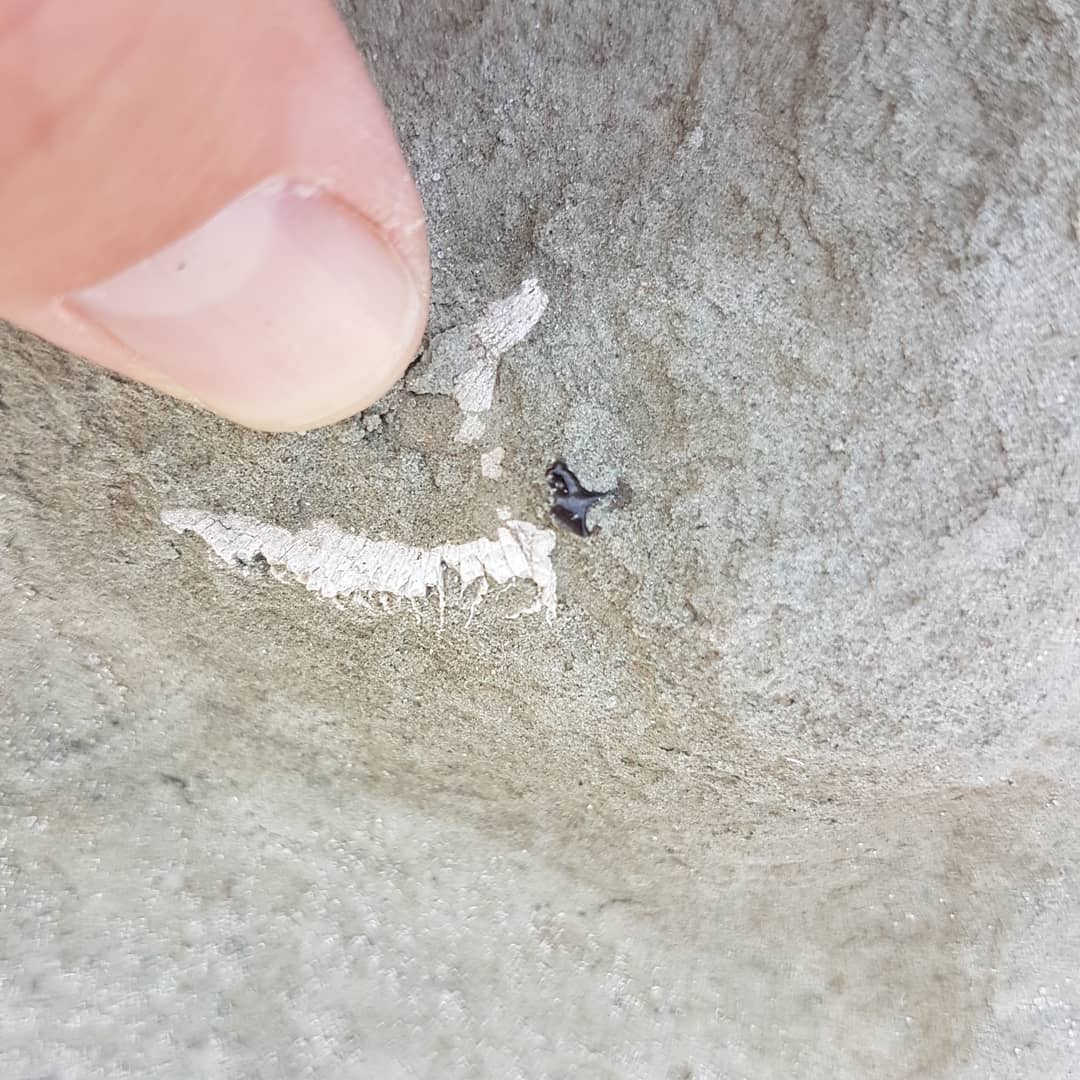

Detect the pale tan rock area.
[{"left": 2, "top": 3, "right": 1079, "bottom": 1076}]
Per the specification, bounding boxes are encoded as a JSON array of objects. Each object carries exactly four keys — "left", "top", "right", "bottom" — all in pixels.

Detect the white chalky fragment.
[
  {"left": 405, "top": 278, "right": 549, "bottom": 443},
  {"left": 162, "top": 509, "right": 557, "bottom": 625}
]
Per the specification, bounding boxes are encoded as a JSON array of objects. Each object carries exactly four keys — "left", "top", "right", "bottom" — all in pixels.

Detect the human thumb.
[{"left": 0, "top": 0, "right": 430, "bottom": 431}]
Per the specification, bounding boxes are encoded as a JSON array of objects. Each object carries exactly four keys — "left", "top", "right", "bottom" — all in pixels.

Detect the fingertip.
[
  {"left": 0, "top": 0, "right": 430, "bottom": 430},
  {"left": 64, "top": 181, "right": 427, "bottom": 431}
]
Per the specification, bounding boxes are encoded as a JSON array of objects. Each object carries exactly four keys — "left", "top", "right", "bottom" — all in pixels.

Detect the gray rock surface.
[{"left": 2, "top": 1, "right": 1079, "bottom": 1076}]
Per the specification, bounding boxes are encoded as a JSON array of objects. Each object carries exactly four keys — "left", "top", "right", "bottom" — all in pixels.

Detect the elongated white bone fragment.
[{"left": 162, "top": 509, "right": 557, "bottom": 625}]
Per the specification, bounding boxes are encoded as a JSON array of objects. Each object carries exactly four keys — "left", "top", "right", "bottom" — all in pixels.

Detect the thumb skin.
[{"left": 0, "top": 0, "right": 430, "bottom": 431}]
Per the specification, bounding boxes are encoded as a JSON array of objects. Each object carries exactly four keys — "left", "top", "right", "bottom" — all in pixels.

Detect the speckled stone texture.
[{"left": 2, "top": 2, "right": 1079, "bottom": 1076}]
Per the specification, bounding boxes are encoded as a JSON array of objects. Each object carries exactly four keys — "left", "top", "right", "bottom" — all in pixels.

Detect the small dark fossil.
[{"left": 546, "top": 461, "right": 615, "bottom": 537}]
